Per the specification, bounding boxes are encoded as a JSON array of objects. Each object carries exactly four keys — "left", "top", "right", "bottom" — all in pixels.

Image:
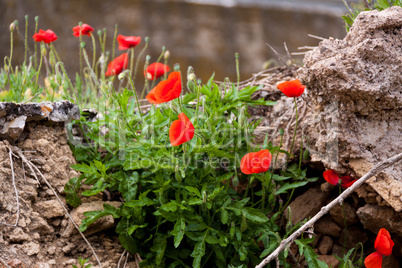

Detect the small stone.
[
  {"left": 1, "top": 115, "right": 27, "bottom": 141},
  {"left": 318, "top": 236, "right": 333, "bottom": 255},
  {"left": 9, "top": 227, "right": 31, "bottom": 243},
  {"left": 317, "top": 255, "right": 340, "bottom": 268},
  {"left": 47, "top": 245, "right": 56, "bottom": 255},
  {"left": 35, "top": 199, "right": 64, "bottom": 218},
  {"left": 23, "top": 241, "right": 41, "bottom": 256},
  {"left": 62, "top": 242, "right": 76, "bottom": 254},
  {"left": 314, "top": 215, "right": 342, "bottom": 237}
]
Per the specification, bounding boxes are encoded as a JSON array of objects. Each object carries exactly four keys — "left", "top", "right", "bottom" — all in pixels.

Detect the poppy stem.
[
  {"left": 340, "top": 185, "right": 347, "bottom": 255},
  {"left": 79, "top": 29, "right": 83, "bottom": 78},
  {"left": 9, "top": 25, "right": 14, "bottom": 67},
  {"left": 35, "top": 50, "right": 43, "bottom": 87},
  {"left": 111, "top": 24, "right": 118, "bottom": 65},
  {"left": 34, "top": 17, "right": 39, "bottom": 69},
  {"left": 133, "top": 36, "right": 149, "bottom": 84},
  {"left": 235, "top": 53, "right": 240, "bottom": 88},
  {"left": 289, "top": 97, "right": 298, "bottom": 156},
  {"left": 91, "top": 33, "right": 96, "bottom": 72},
  {"left": 151, "top": 47, "right": 166, "bottom": 89},
  {"left": 127, "top": 73, "right": 143, "bottom": 121},
  {"left": 24, "top": 15, "right": 28, "bottom": 65}
]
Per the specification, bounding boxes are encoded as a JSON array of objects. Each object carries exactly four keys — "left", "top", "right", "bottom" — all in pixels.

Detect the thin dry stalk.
[
  {"left": 0, "top": 148, "right": 20, "bottom": 227},
  {"left": 307, "top": 34, "right": 326, "bottom": 41},
  {"left": 117, "top": 249, "right": 127, "bottom": 268},
  {"left": 256, "top": 152, "right": 402, "bottom": 268}
]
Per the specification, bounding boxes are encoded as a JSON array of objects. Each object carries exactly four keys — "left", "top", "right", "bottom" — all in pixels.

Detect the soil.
[{"left": 0, "top": 121, "right": 132, "bottom": 268}]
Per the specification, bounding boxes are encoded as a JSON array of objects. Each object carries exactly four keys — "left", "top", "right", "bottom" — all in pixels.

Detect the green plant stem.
[
  {"left": 280, "top": 188, "right": 295, "bottom": 214},
  {"left": 112, "top": 24, "right": 118, "bottom": 62},
  {"left": 35, "top": 52, "right": 43, "bottom": 87},
  {"left": 340, "top": 186, "right": 347, "bottom": 255},
  {"left": 34, "top": 18, "right": 38, "bottom": 69},
  {"left": 290, "top": 97, "right": 298, "bottom": 156},
  {"left": 91, "top": 33, "right": 96, "bottom": 71},
  {"left": 150, "top": 47, "right": 166, "bottom": 89},
  {"left": 127, "top": 72, "right": 143, "bottom": 121},
  {"left": 50, "top": 43, "right": 61, "bottom": 62},
  {"left": 79, "top": 33, "right": 83, "bottom": 78},
  {"left": 140, "top": 59, "right": 150, "bottom": 99},
  {"left": 133, "top": 37, "right": 149, "bottom": 83},
  {"left": 24, "top": 16, "right": 28, "bottom": 64},
  {"left": 9, "top": 29, "right": 14, "bottom": 67},
  {"left": 235, "top": 52, "right": 240, "bottom": 88}
]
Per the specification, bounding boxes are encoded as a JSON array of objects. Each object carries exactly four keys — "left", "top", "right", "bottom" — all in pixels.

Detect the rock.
[
  {"left": 9, "top": 227, "right": 32, "bottom": 243},
  {"left": 356, "top": 204, "right": 402, "bottom": 238},
  {"left": 7, "top": 259, "right": 22, "bottom": 268},
  {"left": 314, "top": 215, "right": 341, "bottom": 237},
  {"left": 338, "top": 225, "right": 368, "bottom": 249},
  {"left": 35, "top": 200, "right": 64, "bottom": 218},
  {"left": 329, "top": 202, "right": 358, "bottom": 226},
  {"left": 317, "top": 255, "right": 340, "bottom": 268},
  {"left": 62, "top": 242, "right": 76, "bottom": 254},
  {"left": 382, "top": 254, "right": 400, "bottom": 268},
  {"left": 61, "top": 201, "right": 122, "bottom": 237},
  {"left": 297, "top": 7, "right": 402, "bottom": 212},
  {"left": 22, "top": 242, "right": 41, "bottom": 256},
  {"left": 318, "top": 236, "right": 333, "bottom": 255},
  {"left": 1, "top": 115, "right": 27, "bottom": 141},
  {"left": 285, "top": 186, "right": 330, "bottom": 225}
]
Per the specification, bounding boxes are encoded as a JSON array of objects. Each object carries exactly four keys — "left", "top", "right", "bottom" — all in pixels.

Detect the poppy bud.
[
  {"left": 9, "top": 22, "right": 15, "bottom": 32},
  {"left": 35, "top": 16, "right": 39, "bottom": 22},
  {"left": 164, "top": 50, "right": 170, "bottom": 60},
  {"left": 187, "top": 73, "right": 196, "bottom": 81},
  {"left": 146, "top": 72, "right": 153, "bottom": 80},
  {"left": 118, "top": 72, "right": 126, "bottom": 81},
  {"left": 41, "top": 44, "right": 47, "bottom": 56},
  {"left": 49, "top": 50, "right": 56, "bottom": 67}
]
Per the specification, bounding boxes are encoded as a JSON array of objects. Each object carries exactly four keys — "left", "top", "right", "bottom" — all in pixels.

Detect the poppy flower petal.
[
  {"left": 375, "top": 228, "right": 394, "bottom": 256},
  {"left": 340, "top": 176, "right": 357, "bottom": 188},
  {"left": 146, "top": 88, "right": 159, "bottom": 104},
  {"left": 105, "top": 53, "right": 129, "bottom": 76},
  {"left": 146, "top": 63, "right": 170, "bottom": 80},
  {"left": 240, "top": 150, "right": 272, "bottom": 174},
  {"left": 323, "top": 170, "right": 340, "bottom": 186},
  {"left": 364, "top": 252, "right": 383, "bottom": 268},
  {"left": 117, "top": 34, "right": 141, "bottom": 50},
  {"left": 277, "top": 79, "right": 305, "bottom": 98},
  {"left": 169, "top": 113, "right": 194, "bottom": 146},
  {"left": 146, "top": 71, "right": 181, "bottom": 104}
]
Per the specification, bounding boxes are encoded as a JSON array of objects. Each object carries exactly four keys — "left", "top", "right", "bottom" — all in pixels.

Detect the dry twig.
[
  {"left": 0, "top": 148, "right": 20, "bottom": 227},
  {"left": 256, "top": 152, "right": 402, "bottom": 268}
]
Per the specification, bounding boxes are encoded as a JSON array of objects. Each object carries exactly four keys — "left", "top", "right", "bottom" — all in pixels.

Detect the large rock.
[
  {"left": 285, "top": 186, "right": 330, "bottom": 225},
  {"left": 356, "top": 204, "right": 402, "bottom": 239},
  {"left": 297, "top": 7, "right": 402, "bottom": 211}
]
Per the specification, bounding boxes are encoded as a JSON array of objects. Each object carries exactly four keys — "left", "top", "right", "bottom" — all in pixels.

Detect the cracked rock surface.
[{"left": 297, "top": 6, "right": 402, "bottom": 211}]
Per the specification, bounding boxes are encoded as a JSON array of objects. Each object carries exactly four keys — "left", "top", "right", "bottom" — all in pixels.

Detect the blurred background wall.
[{"left": 0, "top": 0, "right": 354, "bottom": 83}]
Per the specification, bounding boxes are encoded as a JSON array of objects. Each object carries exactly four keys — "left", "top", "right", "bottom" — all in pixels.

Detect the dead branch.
[{"left": 256, "top": 152, "right": 402, "bottom": 268}]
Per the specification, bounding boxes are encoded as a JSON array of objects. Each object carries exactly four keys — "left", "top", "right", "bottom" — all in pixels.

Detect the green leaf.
[
  {"left": 191, "top": 240, "right": 206, "bottom": 268},
  {"left": 220, "top": 209, "right": 229, "bottom": 224},
  {"left": 296, "top": 239, "right": 329, "bottom": 268},
  {"left": 151, "top": 233, "right": 168, "bottom": 266},
  {"left": 119, "top": 233, "right": 138, "bottom": 253},
  {"left": 172, "top": 217, "right": 186, "bottom": 248},
  {"left": 64, "top": 177, "right": 82, "bottom": 207},
  {"left": 242, "top": 207, "right": 268, "bottom": 223},
  {"left": 118, "top": 172, "right": 139, "bottom": 202},
  {"left": 275, "top": 181, "right": 308, "bottom": 195}
]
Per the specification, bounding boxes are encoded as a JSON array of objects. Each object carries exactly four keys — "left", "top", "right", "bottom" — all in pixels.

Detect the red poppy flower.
[
  {"left": 105, "top": 53, "right": 129, "bottom": 76},
  {"left": 72, "top": 24, "right": 94, "bottom": 37},
  {"left": 240, "top": 150, "right": 272, "bottom": 174},
  {"left": 364, "top": 252, "right": 383, "bottom": 268},
  {"left": 32, "top": 29, "right": 57, "bottom": 43},
  {"left": 340, "top": 176, "right": 357, "bottom": 188},
  {"left": 169, "top": 113, "right": 195, "bottom": 146},
  {"left": 145, "top": 63, "right": 170, "bottom": 80},
  {"left": 117, "top": 34, "right": 141, "bottom": 50},
  {"left": 323, "top": 170, "right": 356, "bottom": 189},
  {"left": 146, "top": 71, "right": 181, "bottom": 104},
  {"left": 374, "top": 228, "right": 394, "bottom": 256},
  {"left": 277, "top": 79, "right": 305, "bottom": 98},
  {"left": 323, "top": 170, "right": 340, "bottom": 186}
]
